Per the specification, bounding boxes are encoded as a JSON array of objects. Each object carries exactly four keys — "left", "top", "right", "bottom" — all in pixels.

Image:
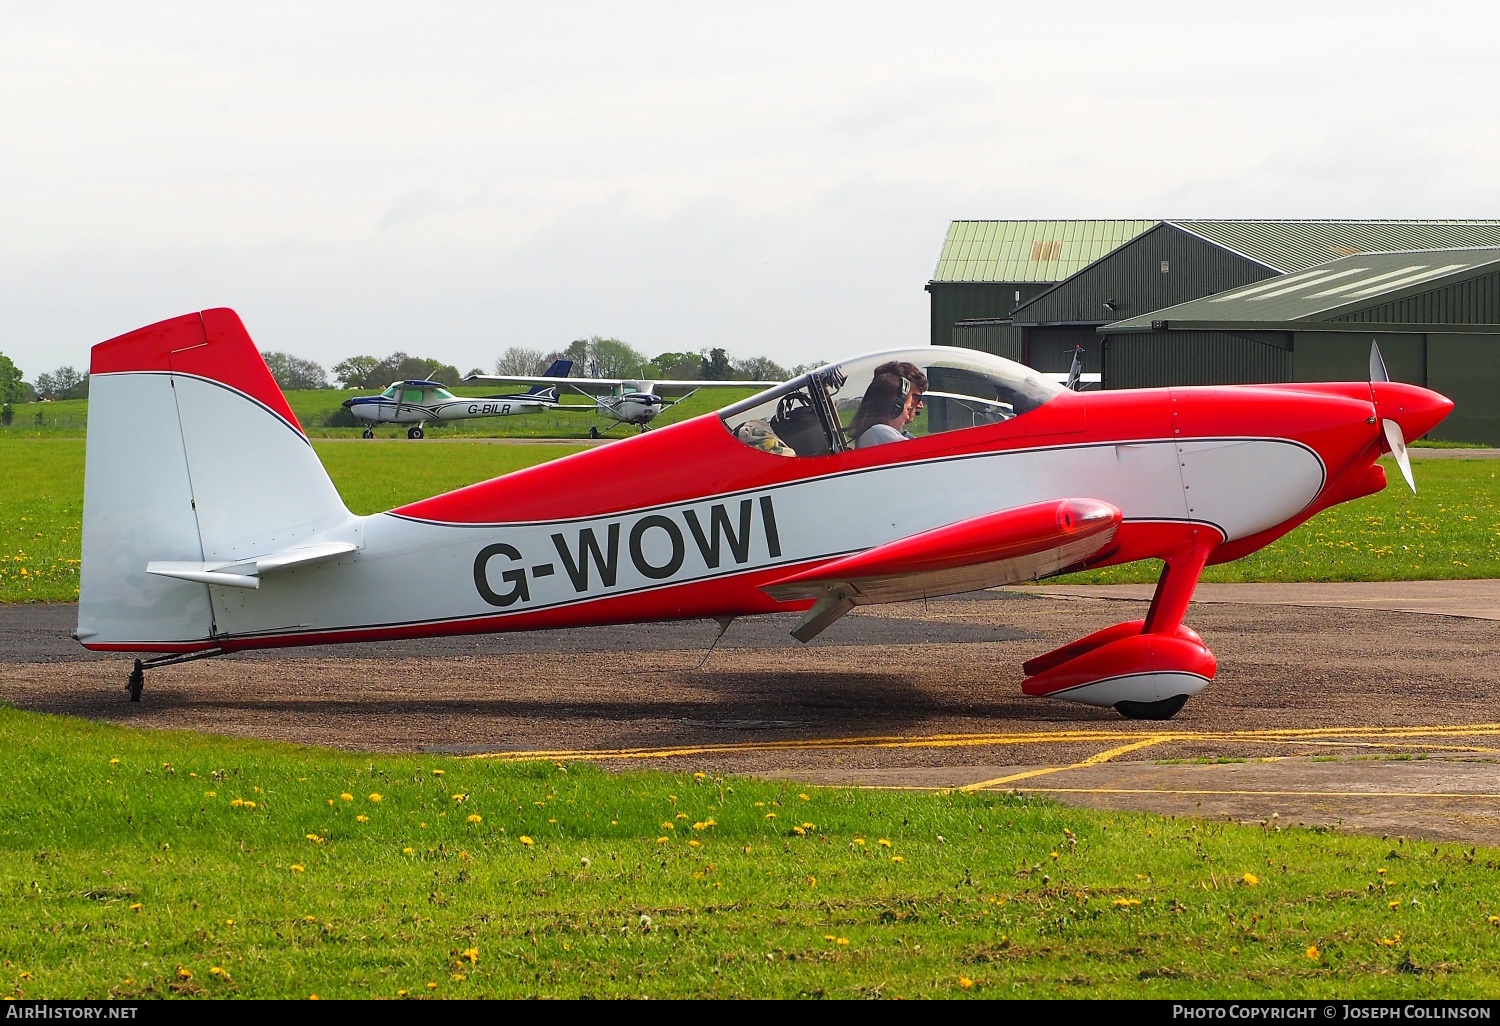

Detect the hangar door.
[{"left": 1292, "top": 332, "right": 1425, "bottom": 385}]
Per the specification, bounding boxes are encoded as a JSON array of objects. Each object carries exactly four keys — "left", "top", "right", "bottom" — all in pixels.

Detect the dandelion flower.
[
  {"left": 1114, "top": 898, "right": 1141, "bottom": 907},
  {"left": 327, "top": 799, "right": 334, "bottom": 807},
  {"left": 519, "top": 836, "right": 533, "bottom": 846},
  {"left": 1306, "top": 946, "right": 1319, "bottom": 960},
  {"left": 340, "top": 793, "right": 353, "bottom": 802},
  {"left": 548, "top": 818, "right": 557, "bottom": 824},
  {"left": 693, "top": 772, "right": 706, "bottom": 780},
  {"left": 129, "top": 902, "right": 143, "bottom": 912},
  {"left": 798, "top": 793, "right": 810, "bottom": 801},
  {"left": 306, "top": 834, "right": 322, "bottom": 843},
  {"left": 243, "top": 801, "right": 256, "bottom": 809},
  {"left": 452, "top": 793, "right": 467, "bottom": 803},
  {"left": 426, "top": 982, "right": 438, "bottom": 990},
  {"left": 836, "top": 937, "right": 849, "bottom": 946},
  {"left": 368, "top": 793, "right": 382, "bottom": 803},
  {"left": 806, "top": 875, "right": 816, "bottom": 888},
  {"left": 462, "top": 947, "right": 478, "bottom": 963},
  {"left": 209, "top": 966, "right": 226, "bottom": 977},
  {"left": 290, "top": 864, "right": 304, "bottom": 873},
  {"left": 451, "top": 973, "right": 465, "bottom": 982},
  {"left": 854, "top": 838, "right": 866, "bottom": 846},
  {"left": 304, "top": 915, "right": 317, "bottom": 923},
  {"left": 1489, "top": 916, "right": 1500, "bottom": 926},
  {"left": 765, "top": 813, "right": 776, "bottom": 820},
  {"left": 1377, "top": 868, "right": 1387, "bottom": 875},
  {"left": 397, "top": 989, "right": 408, "bottom": 997},
  {"left": 356, "top": 815, "right": 369, "bottom": 823},
  {"left": 793, "top": 826, "right": 806, "bottom": 836},
  {"left": 891, "top": 856, "right": 904, "bottom": 863},
  {"left": 657, "top": 836, "right": 669, "bottom": 844},
  {"left": 1389, "top": 901, "right": 1401, "bottom": 910},
  {"left": 878, "top": 839, "right": 891, "bottom": 848},
  {"left": 1242, "top": 873, "right": 1259, "bottom": 886},
  {"left": 468, "top": 814, "right": 482, "bottom": 824},
  {"left": 403, "top": 847, "right": 415, "bottom": 855},
  {"left": 225, "top": 919, "right": 234, "bottom": 926},
  {"left": 432, "top": 769, "right": 445, "bottom": 776},
  {"left": 110, "top": 758, "right": 120, "bottom": 765},
  {"left": 205, "top": 791, "right": 216, "bottom": 798},
  {"left": 178, "top": 968, "right": 192, "bottom": 980},
  {"left": 802, "top": 823, "right": 816, "bottom": 831},
  {"left": 230, "top": 798, "right": 244, "bottom": 808},
  {"left": 824, "top": 934, "right": 836, "bottom": 942},
  {"left": 688, "top": 839, "right": 700, "bottom": 848},
  {"left": 959, "top": 976, "right": 973, "bottom": 989},
  {"left": 1050, "top": 851, "right": 1060, "bottom": 859}
]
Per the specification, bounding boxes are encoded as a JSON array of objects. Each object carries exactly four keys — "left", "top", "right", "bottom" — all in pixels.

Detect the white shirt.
[{"left": 854, "top": 423, "right": 906, "bottom": 449}]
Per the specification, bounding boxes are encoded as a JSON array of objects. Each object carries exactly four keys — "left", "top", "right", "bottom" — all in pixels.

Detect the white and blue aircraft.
[{"left": 343, "top": 360, "right": 572, "bottom": 439}]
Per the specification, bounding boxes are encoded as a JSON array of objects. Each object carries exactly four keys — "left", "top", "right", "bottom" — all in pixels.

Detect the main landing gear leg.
[
  {"left": 1115, "top": 532, "right": 1217, "bottom": 720},
  {"left": 125, "top": 648, "right": 225, "bottom": 703}
]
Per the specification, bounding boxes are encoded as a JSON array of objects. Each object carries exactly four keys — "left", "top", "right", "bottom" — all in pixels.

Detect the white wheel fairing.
[{"left": 1044, "top": 671, "right": 1211, "bottom": 708}]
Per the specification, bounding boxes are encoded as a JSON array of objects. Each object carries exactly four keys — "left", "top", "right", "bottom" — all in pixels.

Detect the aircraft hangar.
[{"left": 932, "top": 220, "right": 1500, "bottom": 444}]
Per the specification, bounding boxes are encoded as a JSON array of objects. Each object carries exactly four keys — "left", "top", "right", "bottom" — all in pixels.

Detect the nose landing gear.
[{"left": 361, "top": 428, "right": 375, "bottom": 439}]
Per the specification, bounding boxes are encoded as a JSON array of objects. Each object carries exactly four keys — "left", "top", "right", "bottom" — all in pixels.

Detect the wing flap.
[{"left": 762, "top": 498, "right": 1120, "bottom": 642}]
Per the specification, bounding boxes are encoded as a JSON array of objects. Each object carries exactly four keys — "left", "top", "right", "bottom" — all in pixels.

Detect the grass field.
[
  {"left": 2, "top": 435, "right": 1498, "bottom": 603},
  {"left": 2, "top": 705, "right": 1497, "bottom": 999},
  {"left": 0, "top": 387, "right": 763, "bottom": 442}
]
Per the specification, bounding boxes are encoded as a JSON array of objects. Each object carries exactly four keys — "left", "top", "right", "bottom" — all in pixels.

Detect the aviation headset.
[{"left": 889, "top": 375, "right": 912, "bottom": 417}]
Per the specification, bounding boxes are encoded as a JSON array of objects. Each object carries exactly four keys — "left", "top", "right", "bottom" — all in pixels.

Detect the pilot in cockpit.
[{"left": 850, "top": 362, "right": 928, "bottom": 449}]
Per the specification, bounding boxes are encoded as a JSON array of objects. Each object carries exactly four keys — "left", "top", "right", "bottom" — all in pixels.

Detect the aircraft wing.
[
  {"left": 761, "top": 498, "right": 1121, "bottom": 642},
  {"left": 463, "top": 372, "right": 617, "bottom": 395},
  {"left": 463, "top": 374, "right": 781, "bottom": 399},
  {"left": 643, "top": 379, "right": 782, "bottom": 398}
]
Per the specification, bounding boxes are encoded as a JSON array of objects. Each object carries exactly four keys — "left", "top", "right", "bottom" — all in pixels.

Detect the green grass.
[
  {"left": 4, "top": 436, "right": 1499, "bottom": 603},
  {"left": 2, "top": 705, "right": 1498, "bottom": 999}
]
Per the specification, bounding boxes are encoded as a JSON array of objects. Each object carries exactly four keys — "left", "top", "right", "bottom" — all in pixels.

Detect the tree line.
[{"left": 268, "top": 336, "right": 817, "bottom": 391}]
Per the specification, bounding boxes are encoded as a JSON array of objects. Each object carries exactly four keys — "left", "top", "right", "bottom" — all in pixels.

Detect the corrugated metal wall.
[
  {"left": 1101, "top": 332, "right": 1293, "bottom": 389},
  {"left": 1333, "top": 270, "right": 1500, "bottom": 325},
  {"left": 1023, "top": 326, "right": 1103, "bottom": 374},
  {"left": 950, "top": 319, "right": 1023, "bottom": 360},
  {"left": 1012, "top": 224, "right": 1278, "bottom": 326},
  {"left": 930, "top": 283, "right": 1050, "bottom": 347}
]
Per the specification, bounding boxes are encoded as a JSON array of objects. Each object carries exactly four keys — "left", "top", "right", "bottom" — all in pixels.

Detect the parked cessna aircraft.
[
  {"left": 342, "top": 360, "right": 572, "bottom": 438},
  {"left": 463, "top": 364, "right": 780, "bottom": 436},
  {"left": 78, "top": 309, "right": 1450, "bottom": 719}
]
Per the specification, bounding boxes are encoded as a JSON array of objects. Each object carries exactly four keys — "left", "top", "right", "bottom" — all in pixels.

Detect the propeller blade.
[
  {"left": 1382, "top": 418, "right": 1416, "bottom": 494},
  {"left": 1066, "top": 347, "right": 1082, "bottom": 391},
  {"left": 1369, "top": 340, "right": 1389, "bottom": 383}
]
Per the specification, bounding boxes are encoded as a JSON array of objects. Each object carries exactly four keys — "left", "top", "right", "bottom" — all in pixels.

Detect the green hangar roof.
[
  {"left": 932, "top": 220, "right": 1157, "bottom": 283},
  {"left": 1171, "top": 220, "right": 1500, "bottom": 274},
  {"left": 1106, "top": 248, "right": 1500, "bottom": 332}
]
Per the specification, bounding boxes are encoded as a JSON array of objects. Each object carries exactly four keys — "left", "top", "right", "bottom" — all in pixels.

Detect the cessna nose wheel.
[
  {"left": 408, "top": 427, "right": 424, "bottom": 440},
  {"left": 361, "top": 428, "right": 374, "bottom": 439}
]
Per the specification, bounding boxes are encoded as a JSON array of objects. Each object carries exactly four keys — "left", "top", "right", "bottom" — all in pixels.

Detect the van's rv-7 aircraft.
[
  {"left": 463, "top": 365, "right": 781, "bottom": 436},
  {"left": 341, "top": 359, "right": 572, "bottom": 438},
  {"left": 77, "top": 310, "right": 1451, "bottom": 719}
]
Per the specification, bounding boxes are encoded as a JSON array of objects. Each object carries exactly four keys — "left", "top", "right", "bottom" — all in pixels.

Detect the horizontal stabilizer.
[
  {"left": 763, "top": 498, "right": 1120, "bottom": 642},
  {"left": 147, "top": 541, "right": 358, "bottom": 589}
]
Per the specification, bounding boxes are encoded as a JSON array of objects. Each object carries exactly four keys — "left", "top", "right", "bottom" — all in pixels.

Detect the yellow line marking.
[
  {"left": 470, "top": 722, "right": 1500, "bottom": 763},
  {"left": 960, "top": 736, "right": 1171, "bottom": 792}
]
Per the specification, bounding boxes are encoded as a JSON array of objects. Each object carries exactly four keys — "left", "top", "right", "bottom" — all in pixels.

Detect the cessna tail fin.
[
  {"left": 77, "top": 309, "right": 358, "bottom": 649},
  {"left": 527, "top": 359, "right": 572, "bottom": 394}
]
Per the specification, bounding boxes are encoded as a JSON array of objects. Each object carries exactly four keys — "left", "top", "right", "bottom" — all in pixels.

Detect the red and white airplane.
[{"left": 76, "top": 309, "right": 1451, "bottom": 718}]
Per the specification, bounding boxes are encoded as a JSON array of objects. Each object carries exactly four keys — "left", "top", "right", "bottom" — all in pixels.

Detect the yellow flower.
[
  {"left": 891, "top": 856, "right": 904, "bottom": 863},
  {"left": 403, "top": 847, "right": 415, "bottom": 855},
  {"left": 661, "top": 822, "right": 675, "bottom": 830},
  {"left": 427, "top": 982, "right": 438, "bottom": 990},
  {"left": 340, "top": 793, "right": 353, "bottom": 802},
  {"left": 836, "top": 937, "right": 849, "bottom": 946},
  {"left": 793, "top": 826, "right": 806, "bottom": 836},
  {"left": 1389, "top": 900, "right": 1401, "bottom": 910},
  {"left": 657, "top": 836, "right": 669, "bottom": 844},
  {"left": 129, "top": 902, "right": 143, "bottom": 912},
  {"left": 177, "top": 968, "right": 192, "bottom": 980},
  {"left": 452, "top": 793, "right": 467, "bottom": 803},
  {"left": 432, "top": 769, "right": 445, "bottom": 776},
  {"left": 356, "top": 814, "right": 369, "bottom": 823},
  {"left": 397, "top": 989, "right": 408, "bottom": 997},
  {"left": 1114, "top": 898, "right": 1141, "bottom": 907},
  {"left": 368, "top": 793, "right": 382, "bottom": 803},
  {"left": 1489, "top": 916, "right": 1500, "bottom": 926},
  {"left": 1305, "top": 946, "right": 1320, "bottom": 960},
  {"left": 468, "top": 814, "right": 482, "bottom": 824},
  {"left": 688, "top": 839, "right": 700, "bottom": 848},
  {"left": 519, "top": 836, "right": 533, "bottom": 846},
  {"left": 799, "top": 793, "right": 810, "bottom": 801},
  {"left": 548, "top": 818, "right": 557, "bottom": 824},
  {"left": 209, "top": 966, "right": 226, "bottom": 977},
  {"left": 802, "top": 823, "right": 816, "bottom": 831},
  {"left": 853, "top": 838, "right": 866, "bottom": 847},
  {"left": 327, "top": 799, "right": 334, "bottom": 807},
  {"left": 1242, "top": 873, "right": 1259, "bottom": 886},
  {"left": 765, "top": 813, "right": 775, "bottom": 820},
  {"left": 304, "top": 915, "right": 317, "bottom": 922},
  {"left": 451, "top": 973, "right": 466, "bottom": 982},
  {"left": 205, "top": 791, "right": 216, "bottom": 798},
  {"left": 693, "top": 772, "right": 706, "bottom": 780},
  {"left": 290, "top": 864, "right": 304, "bottom": 873},
  {"left": 1377, "top": 868, "right": 1387, "bottom": 875},
  {"left": 230, "top": 798, "right": 244, "bottom": 808},
  {"left": 461, "top": 947, "right": 478, "bottom": 963},
  {"left": 1050, "top": 851, "right": 1060, "bottom": 859},
  {"left": 306, "top": 834, "right": 323, "bottom": 843},
  {"left": 878, "top": 839, "right": 891, "bottom": 848},
  {"left": 244, "top": 800, "right": 256, "bottom": 809},
  {"left": 959, "top": 976, "right": 974, "bottom": 989},
  {"left": 109, "top": 758, "right": 119, "bottom": 765},
  {"left": 225, "top": 919, "right": 234, "bottom": 926},
  {"left": 824, "top": 934, "right": 836, "bottom": 942},
  {"left": 676, "top": 812, "right": 688, "bottom": 820},
  {"left": 806, "top": 875, "right": 816, "bottom": 888}
]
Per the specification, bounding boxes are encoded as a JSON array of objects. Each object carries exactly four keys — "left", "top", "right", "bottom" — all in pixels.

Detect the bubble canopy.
[{"left": 719, "top": 347, "right": 1065, "bottom": 457}]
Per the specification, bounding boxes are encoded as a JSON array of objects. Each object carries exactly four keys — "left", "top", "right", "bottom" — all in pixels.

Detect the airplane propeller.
[
  {"left": 1066, "top": 345, "right": 1083, "bottom": 391},
  {"left": 1370, "top": 341, "right": 1416, "bottom": 494}
]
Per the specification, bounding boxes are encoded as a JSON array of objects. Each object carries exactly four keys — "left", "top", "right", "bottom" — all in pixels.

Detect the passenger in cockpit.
[{"left": 851, "top": 370, "right": 924, "bottom": 449}]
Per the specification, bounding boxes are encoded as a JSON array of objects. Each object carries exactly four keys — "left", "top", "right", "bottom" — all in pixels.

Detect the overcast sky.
[{"left": 4, "top": 0, "right": 1500, "bottom": 379}]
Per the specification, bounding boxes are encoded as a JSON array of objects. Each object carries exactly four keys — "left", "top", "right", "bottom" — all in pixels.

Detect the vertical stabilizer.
[{"left": 77, "top": 309, "right": 355, "bottom": 650}]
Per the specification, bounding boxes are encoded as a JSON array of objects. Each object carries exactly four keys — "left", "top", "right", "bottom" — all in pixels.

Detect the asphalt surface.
[{"left": 5, "top": 586, "right": 1500, "bottom": 845}]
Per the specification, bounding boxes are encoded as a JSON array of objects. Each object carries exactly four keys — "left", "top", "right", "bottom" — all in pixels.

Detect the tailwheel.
[
  {"left": 408, "top": 426, "right": 424, "bottom": 440},
  {"left": 361, "top": 428, "right": 374, "bottom": 439},
  {"left": 127, "top": 660, "right": 144, "bottom": 703},
  {"left": 1114, "top": 695, "right": 1189, "bottom": 721}
]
